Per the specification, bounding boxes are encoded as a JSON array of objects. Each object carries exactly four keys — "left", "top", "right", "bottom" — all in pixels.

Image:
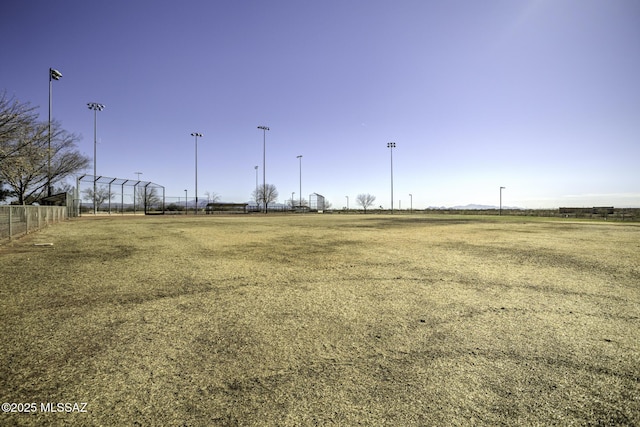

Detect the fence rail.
[{"left": 0, "top": 206, "right": 68, "bottom": 243}]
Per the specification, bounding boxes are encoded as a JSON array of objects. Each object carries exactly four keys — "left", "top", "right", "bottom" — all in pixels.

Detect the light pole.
[
  {"left": 191, "top": 132, "right": 202, "bottom": 215},
  {"left": 409, "top": 193, "right": 413, "bottom": 212},
  {"left": 346, "top": 195, "right": 349, "bottom": 210},
  {"left": 297, "top": 155, "right": 302, "bottom": 208},
  {"left": 87, "top": 102, "right": 105, "bottom": 214},
  {"left": 257, "top": 126, "right": 269, "bottom": 213},
  {"left": 387, "top": 142, "right": 396, "bottom": 213},
  {"left": 292, "top": 192, "right": 295, "bottom": 209},
  {"left": 499, "top": 186, "right": 506, "bottom": 216},
  {"left": 254, "top": 166, "right": 258, "bottom": 208},
  {"left": 48, "top": 68, "right": 62, "bottom": 197},
  {"left": 184, "top": 189, "right": 188, "bottom": 214}
]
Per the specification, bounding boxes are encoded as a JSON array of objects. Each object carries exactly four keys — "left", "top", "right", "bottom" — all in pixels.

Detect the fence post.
[{"left": 8, "top": 207, "right": 12, "bottom": 240}]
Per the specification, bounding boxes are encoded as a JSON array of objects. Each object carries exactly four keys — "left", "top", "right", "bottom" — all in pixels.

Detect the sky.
[{"left": 2, "top": 0, "right": 639, "bottom": 209}]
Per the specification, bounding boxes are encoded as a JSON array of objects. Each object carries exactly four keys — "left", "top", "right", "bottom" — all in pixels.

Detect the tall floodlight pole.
[
  {"left": 409, "top": 193, "right": 413, "bottom": 212},
  {"left": 87, "top": 103, "right": 105, "bottom": 215},
  {"left": 257, "top": 126, "right": 269, "bottom": 213},
  {"left": 254, "top": 166, "right": 258, "bottom": 205},
  {"left": 48, "top": 68, "right": 62, "bottom": 197},
  {"left": 191, "top": 132, "right": 203, "bottom": 215},
  {"left": 346, "top": 196, "right": 349, "bottom": 210},
  {"left": 297, "top": 155, "right": 302, "bottom": 207},
  {"left": 500, "top": 186, "right": 506, "bottom": 216},
  {"left": 387, "top": 142, "right": 396, "bottom": 213}
]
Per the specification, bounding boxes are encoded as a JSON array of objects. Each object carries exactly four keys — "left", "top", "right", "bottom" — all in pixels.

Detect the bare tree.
[
  {"left": 289, "top": 197, "right": 308, "bottom": 209},
  {"left": 82, "top": 186, "right": 113, "bottom": 211},
  {"left": 356, "top": 193, "right": 376, "bottom": 213},
  {"left": 53, "top": 182, "right": 74, "bottom": 194},
  {"left": 0, "top": 91, "right": 38, "bottom": 164},
  {"left": 252, "top": 183, "right": 278, "bottom": 213},
  {"left": 204, "top": 191, "right": 220, "bottom": 204},
  {"left": 136, "top": 186, "right": 161, "bottom": 212},
  {"left": 146, "top": 187, "right": 162, "bottom": 210},
  {"left": 0, "top": 181, "right": 10, "bottom": 202},
  {"left": 0, "top": 120, "right": 88, "bottom": 204}
]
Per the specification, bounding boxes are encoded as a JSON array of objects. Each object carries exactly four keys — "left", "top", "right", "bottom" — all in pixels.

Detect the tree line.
[{"left": 0, "top": 91, "right": 88, "bottom": 204}]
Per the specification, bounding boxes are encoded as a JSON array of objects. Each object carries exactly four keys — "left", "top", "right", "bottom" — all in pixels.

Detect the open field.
[{"left": 1, "top": 214, "right": 639, "bottom": 426}]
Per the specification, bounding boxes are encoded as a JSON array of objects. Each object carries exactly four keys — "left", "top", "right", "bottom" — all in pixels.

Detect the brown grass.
[{"left": 1, "top": 214, "right": 638, "bottom": 426}]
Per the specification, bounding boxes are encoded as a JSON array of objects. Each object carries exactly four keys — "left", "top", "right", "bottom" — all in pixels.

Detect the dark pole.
[
  {"left": 87, "top": 103, "right": 104, "bottom": 215},
  {"left": 387, "top": 142, "right": 396, "bottom": 213},
  {"left": 191, "top": 133, "right": 202, "bottom": 215},
  {"left": 297, "top": 155, "right": 302, "bottom": 207},
  {"left": 257, "top": 126, "right": 269, "bottom": 213},
  {"left": 48, "top": 68, "right": 62, "bottom": 197},
  {"left": 93, "top": 109, "right": 96, "bottom": 214},
  {"left": 134, "top": 172, "right": 142, "bottom": 215},
  {"left": 254, "top": 166, "right": 258, "bottom": 207}
]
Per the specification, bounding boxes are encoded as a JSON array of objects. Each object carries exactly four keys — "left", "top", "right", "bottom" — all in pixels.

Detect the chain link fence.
[
  {"left": 76, "top": 175, "right": 165, "bottom": 215},
  {"left": 0, "top": 205, "right": 68, "bottom": 243}
]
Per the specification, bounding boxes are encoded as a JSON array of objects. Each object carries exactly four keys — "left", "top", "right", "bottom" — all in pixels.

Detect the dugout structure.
[
  {"left": 76, "top": 175, "right": 165, "bottom": 215},
  {"left": 205, "top": 203, "right": 248, "bottom": 214},
  {"left": 309, "top": 193, "right": 325, "bottom": 212},
  {"left": 559, "top": 206, "right": 614, "bottom": 219}
]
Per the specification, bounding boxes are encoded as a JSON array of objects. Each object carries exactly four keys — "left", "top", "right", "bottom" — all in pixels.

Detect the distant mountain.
[
  {"left": 452, "top": 204, "right": 500, "bottom": 210},
  {"left": 428, "top": 204, "right": 522, "bottom": 210}
]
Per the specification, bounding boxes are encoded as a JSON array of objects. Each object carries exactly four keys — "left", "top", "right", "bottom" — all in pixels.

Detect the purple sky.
[{"left": 3, "top": 0, "right": 639, "bottom": 208}]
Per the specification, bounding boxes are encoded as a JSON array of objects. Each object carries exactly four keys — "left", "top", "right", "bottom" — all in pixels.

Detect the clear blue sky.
[{"left": 3, "top": 0, "right": 639, "bottom": 208}]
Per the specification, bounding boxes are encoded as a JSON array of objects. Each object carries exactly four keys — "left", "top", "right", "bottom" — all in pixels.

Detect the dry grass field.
[{"left": 1, "top": 214, "right": 638, "bottom": 426}]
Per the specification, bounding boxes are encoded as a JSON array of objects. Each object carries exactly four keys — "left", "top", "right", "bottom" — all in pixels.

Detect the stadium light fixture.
[
  {"left": 257, "top": 126, "right": 269, "bottom": 213},
  {"left": 191, "top": 132, "right": 203, "bottom": 215},
  {"left": 48, "top": 68, "right": 62, "bottom": 197},
  {"left": 387, "top": 142, "right": 396, "bottom": 213},
  {"left": 87, "top": 102, "right": 105, "bottom": 214}
]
